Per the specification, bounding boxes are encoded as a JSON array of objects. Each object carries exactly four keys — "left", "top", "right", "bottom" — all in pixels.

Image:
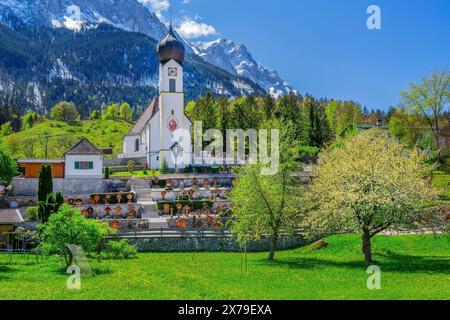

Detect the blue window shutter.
[
  {"left": 89, "top": 162, "right": 93, "bottom": 170},
  {"left": 75, "top": 161, "right": 79, "bottom": 169}
]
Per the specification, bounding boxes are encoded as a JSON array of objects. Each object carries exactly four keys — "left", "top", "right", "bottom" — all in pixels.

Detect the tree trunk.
[
  {"left": 268, "top": 234, "right": 278, "bottom": 261},
  {"left": 362, "top": 234, "right": 372, "bottom": 265}
]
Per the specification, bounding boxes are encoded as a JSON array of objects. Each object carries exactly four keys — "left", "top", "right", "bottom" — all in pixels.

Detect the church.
[{"left": 122, "top": 24, "right": 192, "bottom": 169}]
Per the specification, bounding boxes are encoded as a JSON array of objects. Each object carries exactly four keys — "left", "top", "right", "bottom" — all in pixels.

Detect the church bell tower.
[{"left": 156, "top": 23, "right": 191, "bottom": 169}]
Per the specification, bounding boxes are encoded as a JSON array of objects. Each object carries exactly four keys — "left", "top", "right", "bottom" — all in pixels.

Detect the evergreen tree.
[
  {"left": 38, "top": 192, "right": 64, "bottom": 223},
  {"left": 305, "top": 97, "right": 331, "bottom": 147},
  {"left": 262, "top": 94, "right": 276, "bottom": 120},
  {"left": 160, "top": 158, "right": 170, "bottom": 174},
  {"left": 37, "top": 164, "right": 53, "bottom": 204},
  {"left": 215, "top": 96, "right": 233, "bottom": 149},
  {"left": 104, "top": 166, "right": 110, "bottom": 179}
]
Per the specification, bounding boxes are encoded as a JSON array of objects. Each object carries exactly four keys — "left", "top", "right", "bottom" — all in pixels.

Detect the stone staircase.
[{"left": 131, "top": 178, "right": 168, "bottom": 228}]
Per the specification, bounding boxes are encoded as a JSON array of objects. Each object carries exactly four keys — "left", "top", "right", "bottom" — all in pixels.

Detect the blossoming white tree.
[{"left": 304, "top": 129, "right": 444, "bottom": 265}]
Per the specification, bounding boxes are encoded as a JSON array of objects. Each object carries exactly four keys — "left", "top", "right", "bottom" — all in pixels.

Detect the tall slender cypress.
[{"left": 37, "top": 164, "right": 53, "bottom": 204}]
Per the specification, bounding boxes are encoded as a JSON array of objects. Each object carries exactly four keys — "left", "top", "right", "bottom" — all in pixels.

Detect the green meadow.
[{"left": 0, "top": 234, "right": 448, "bottom": 300}]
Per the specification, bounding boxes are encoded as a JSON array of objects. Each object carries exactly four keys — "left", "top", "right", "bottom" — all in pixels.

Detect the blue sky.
[{"left": 151, "top": 0, "right": 449, "bottom": 111}]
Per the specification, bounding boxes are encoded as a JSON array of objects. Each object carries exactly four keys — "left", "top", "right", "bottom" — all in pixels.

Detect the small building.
[
  {"left": 17, "top": 159, "right": 65, "bottom": 178},
  {"left": 64, "top": 138, "right": 103, "bottom": 179},
  {"left": 0, "top": 209, "right": 24, "bottom": 249}
]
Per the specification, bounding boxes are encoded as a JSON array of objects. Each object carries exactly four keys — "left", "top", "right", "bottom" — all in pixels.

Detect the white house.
[
  {"left": 64, "top": 138, "right": 103, "bottom": 179},
  {"left": 122, "top": 24, "right": 192, "bottom": 169}
]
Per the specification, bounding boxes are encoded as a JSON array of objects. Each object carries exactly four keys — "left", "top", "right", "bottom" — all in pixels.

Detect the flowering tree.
[
  {"left": 229, "top": 164, "right": 301, "bottom": 260},
  {"left": 304, "top": 129, "right": 444, "bottom": 265}
]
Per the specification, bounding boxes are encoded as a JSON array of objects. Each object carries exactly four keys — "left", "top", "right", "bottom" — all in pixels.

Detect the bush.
[
  {"left": 26, "top": 206, "right": 39, "bottom": 221},
  {"left": 127, "top": 160, "right": 135, "bottom": 174},
  {"left": 39, "top": 205, "right": 113, "bottom": 268},
  {"left": 104, "top": 239, "right": 137, "bottom": 259},
  {"left": 296, "top": 146, "right": 320, "bottom": 157},
  {"left": 0, "top": 139, "right": 18, "bottom": 183},
  {"left": 104, "top": 166, "right": 110, "bottom": 179},
  {"left": 160, "top": 158, "right": 170, "bottom": 174}
]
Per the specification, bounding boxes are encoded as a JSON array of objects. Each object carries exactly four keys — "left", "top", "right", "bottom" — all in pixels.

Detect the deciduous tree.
[
  {"left": 0, "top": 139, "right": 18, "bottom": 183},
  {"left": 304, "top": 129, "right": 443, "bottom": 265},
  {"left": 119, "top": 102, "right": 133, "bottom": 122},
  {"left": 229, "top": 121, "right": 302, "bottom": 260},
  {"left": 39, "top": 205, "right": 113, "bottom": 267},
  {"left": 401, "top": 69, "right": 450, "bottom": 153},
  {"left": 50, "top": 101, "right": 79, "bottom": 122}
]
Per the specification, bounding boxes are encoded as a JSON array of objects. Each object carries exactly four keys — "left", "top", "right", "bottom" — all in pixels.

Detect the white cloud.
[
  {"left": 176, "top": 17, "right": 217, "bottom": 39},
  {"left": 137, "top": 0, "right": 170, "bottom": 11},
  {"left": 138, "top": 0, "right": 170, "bottom": 23}
]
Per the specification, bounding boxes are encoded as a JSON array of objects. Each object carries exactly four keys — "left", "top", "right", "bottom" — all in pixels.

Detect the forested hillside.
[{"left": 0, "top": 23, "right": 265, "bottom": 121}]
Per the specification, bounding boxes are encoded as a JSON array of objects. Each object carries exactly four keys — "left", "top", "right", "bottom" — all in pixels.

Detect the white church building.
[{"left": 122, "top": 24, "right": 192, "bottom": 169}]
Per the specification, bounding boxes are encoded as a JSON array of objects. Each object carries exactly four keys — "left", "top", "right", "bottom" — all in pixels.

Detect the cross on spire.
[{"left": 169, "top": 4, "right": 173, "bottom": 30}]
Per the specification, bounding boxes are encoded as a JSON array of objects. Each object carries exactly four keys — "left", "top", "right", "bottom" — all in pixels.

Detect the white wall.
[
  {"left": 148, "top": 111, "right": 161, "bottom": 169},
  {"left": 123, "top": 135, "right": 146, "bottom": 158},
  {"left": 65, "top": 155, "right": 103, "bottom": 179}
]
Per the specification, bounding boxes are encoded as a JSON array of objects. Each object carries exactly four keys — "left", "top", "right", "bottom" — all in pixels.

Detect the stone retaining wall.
[
  {"left": 11, "top": 178, "right": 131, "bottom": 196},
  {"left": 125, "top": 235, "right": 308, "bottom": 253}
]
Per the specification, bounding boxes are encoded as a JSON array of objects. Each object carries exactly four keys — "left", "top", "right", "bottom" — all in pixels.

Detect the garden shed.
[{"left": 17, "top": 159, "right": 65, "bottom": 178}]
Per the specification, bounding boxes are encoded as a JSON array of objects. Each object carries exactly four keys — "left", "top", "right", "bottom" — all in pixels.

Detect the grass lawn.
[
  {"left": 432, "top": 171, "right": 450, "bottom": 199},
  {"left": 0, "top": 234, "right": 449, "bottom": 300},
  {"left": 110, "top": 170, "right": 160, "bottom": 178}
]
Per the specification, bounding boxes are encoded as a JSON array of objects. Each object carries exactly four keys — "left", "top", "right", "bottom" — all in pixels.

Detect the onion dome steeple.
[{"left": 156, "top": 23, "right": 186, "bottom": 65}]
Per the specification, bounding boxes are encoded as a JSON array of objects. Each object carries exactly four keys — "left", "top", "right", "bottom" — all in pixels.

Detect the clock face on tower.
[{"left": 168, "top": 67, "right": 178, "bottom": 77}]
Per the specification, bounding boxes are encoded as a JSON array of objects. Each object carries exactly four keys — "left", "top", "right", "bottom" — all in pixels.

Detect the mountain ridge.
[
  {"left": 191, "top": 38, "right": 295, "bottom": 98},
  {"left": 0, "top": 0, "right": 295, "bottom": 116},
  {"left": 0, "top": 23, "right": 265, "bottom": 115}
]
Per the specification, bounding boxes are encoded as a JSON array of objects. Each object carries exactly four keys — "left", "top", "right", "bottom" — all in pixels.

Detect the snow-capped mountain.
[
  {"left": 0, "top": 0, "right": 168, "bottom": 39},
  {"left": 191, "top": 39, "right": 295, "bottom": 98},
  {"left": 0, "top": 0, "right": 295, "bottom": 100}
]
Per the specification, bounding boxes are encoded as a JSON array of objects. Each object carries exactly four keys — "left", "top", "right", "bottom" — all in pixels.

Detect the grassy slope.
[
  {"left": 3, "top": 120, "right": 132, "bottom": 158},
  {"left": 432, "top": 171, "right": 450, "bottom": 199},
  {"left": 0, "top": 234, "right": 448, "bottom": 300}
]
